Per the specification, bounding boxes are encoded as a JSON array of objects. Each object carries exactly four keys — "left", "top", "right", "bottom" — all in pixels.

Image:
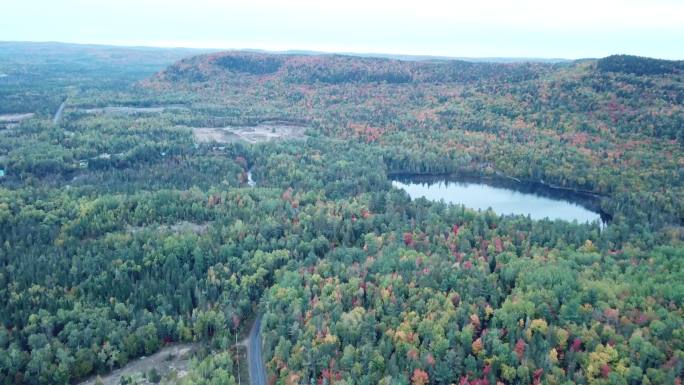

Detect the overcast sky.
[{"left": 2, "top": 0, "right": 683, "bottom": 59}]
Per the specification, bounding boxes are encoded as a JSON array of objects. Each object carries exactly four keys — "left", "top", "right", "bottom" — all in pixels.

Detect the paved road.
[
  {"left": 53, "top": 99, "right": 66, "bottom": 124},
  {"left": 247, "top": 316, "right": 267, "bottom": 385}
]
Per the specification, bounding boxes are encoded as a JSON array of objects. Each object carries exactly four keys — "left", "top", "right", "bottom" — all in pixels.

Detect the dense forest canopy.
[
  {"left": 597, "top": 55, "right": 684, "bottom": 76},
  {"left": 0, "top": 43, "right": 682, "bottom": 385}
]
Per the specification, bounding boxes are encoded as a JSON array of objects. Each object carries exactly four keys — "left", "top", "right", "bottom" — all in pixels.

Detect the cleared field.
[{"left": 193, "top": 123, "right": 307, "bottom": 144}]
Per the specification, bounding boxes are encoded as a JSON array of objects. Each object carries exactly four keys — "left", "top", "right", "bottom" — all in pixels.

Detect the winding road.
[{"left": 246, "top": 316, "right": 267, "bottom": 385}]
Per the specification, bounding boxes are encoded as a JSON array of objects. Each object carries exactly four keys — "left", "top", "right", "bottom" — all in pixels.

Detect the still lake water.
[{"left": 393, "top": 177, "right": 604, "bottom": 224}]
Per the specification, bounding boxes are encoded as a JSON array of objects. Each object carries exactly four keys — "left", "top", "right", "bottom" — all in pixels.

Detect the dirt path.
[
  {"left": 53, "top": 99, "right": 66, "bottom": 124},
  {"left": 77, "top": 343, "right": 196, "bottom": 385}
]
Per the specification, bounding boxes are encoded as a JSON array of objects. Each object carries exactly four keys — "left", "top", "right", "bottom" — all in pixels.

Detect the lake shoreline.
[{"left": 390, "top": 171, "right": 612, "bottom": 224}]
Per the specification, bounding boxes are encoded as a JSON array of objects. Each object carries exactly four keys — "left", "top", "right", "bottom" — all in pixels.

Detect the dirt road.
[{"left": 53, "top": 99, "right": 66, "bottom": 124}]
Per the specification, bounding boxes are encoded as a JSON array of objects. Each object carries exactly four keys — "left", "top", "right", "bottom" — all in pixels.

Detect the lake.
[{"left": 392, "top": 174, "right": 606, "bottom": 224}]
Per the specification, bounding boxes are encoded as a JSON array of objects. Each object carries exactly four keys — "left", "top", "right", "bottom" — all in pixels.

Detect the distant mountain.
[
  {"left": 598, "top": 54, "right": 684, "bottom": 75},
  {"left": 237, "top": 48, "right": 571, "bottom": 63},
  {"left": 150, "top": 50, "right": 557, "bottom": 86},
  {"left": 154, "top": 50, "right": 684, "bottom": 85}
]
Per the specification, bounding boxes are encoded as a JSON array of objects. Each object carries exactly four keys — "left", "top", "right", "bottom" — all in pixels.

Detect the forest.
[{"left": 0, "top": 43, "right": 682, "bottom": 385}]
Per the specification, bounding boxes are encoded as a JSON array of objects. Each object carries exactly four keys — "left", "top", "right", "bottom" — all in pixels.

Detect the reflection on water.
[{"left": 393, "top": 176, "right": 605, "bottom": 224}]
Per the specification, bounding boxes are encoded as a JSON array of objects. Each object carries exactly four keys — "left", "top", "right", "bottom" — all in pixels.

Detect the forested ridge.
[{"left": 0, "top": 44, "right": 682, "bottom": 385}]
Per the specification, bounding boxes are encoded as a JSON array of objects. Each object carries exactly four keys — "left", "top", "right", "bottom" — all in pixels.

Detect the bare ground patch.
[
  {"left": 192, "top": 127, "right": 241, "bottom": 143},
  {"left": 0, "top": 113, "right": 34, "bottom": 123},
  {"left": 127, "top": 221, "right": 209, "bottom": 235},
  {"left": 77, "top": 343, "right": 196, "bottom": 385},
  {"left": 81, "top": 106, "right": 188, "bottom": 115},
  {"left": 192, "top": 123, "right": 308, "bottom": 144}
]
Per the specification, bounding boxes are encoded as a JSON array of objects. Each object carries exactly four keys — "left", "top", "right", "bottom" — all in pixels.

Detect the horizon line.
[
  {"left": 0, "top": 39, "right": 602, "bottom": 62},
  {"left": 2, "top": 39, "right": 682, "bottom": 62}
]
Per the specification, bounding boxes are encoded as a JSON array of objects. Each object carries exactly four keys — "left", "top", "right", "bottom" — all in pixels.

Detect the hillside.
[
  {"left": 149, "top": 52, "right": 684, "bottom": 140},
  {"left": 145, "top": 52, "right": 683, "bottom": 227},
  {"left": 598, "top": 54, "right": 684, "bottom": 75},
  {"left": 152, "top": 51, "right": 552, "bottom": 84}
]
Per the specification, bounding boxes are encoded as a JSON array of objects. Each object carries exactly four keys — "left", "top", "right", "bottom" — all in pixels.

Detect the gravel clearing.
[
  {"left": 77, "top": 343, "right": 196, "bottom": 385},
  {"left": 193, "top": 123, "right": 307, "bottom": 144}
]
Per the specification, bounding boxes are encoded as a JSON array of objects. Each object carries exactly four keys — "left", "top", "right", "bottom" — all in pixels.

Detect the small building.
[{"left": 0, "top": 169, "right": 5, "bottom": 178}]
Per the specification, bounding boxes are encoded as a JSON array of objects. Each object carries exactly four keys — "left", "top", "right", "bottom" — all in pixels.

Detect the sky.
[{"left": 2, "top": 0, "right": 683, "bottom": 59}]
